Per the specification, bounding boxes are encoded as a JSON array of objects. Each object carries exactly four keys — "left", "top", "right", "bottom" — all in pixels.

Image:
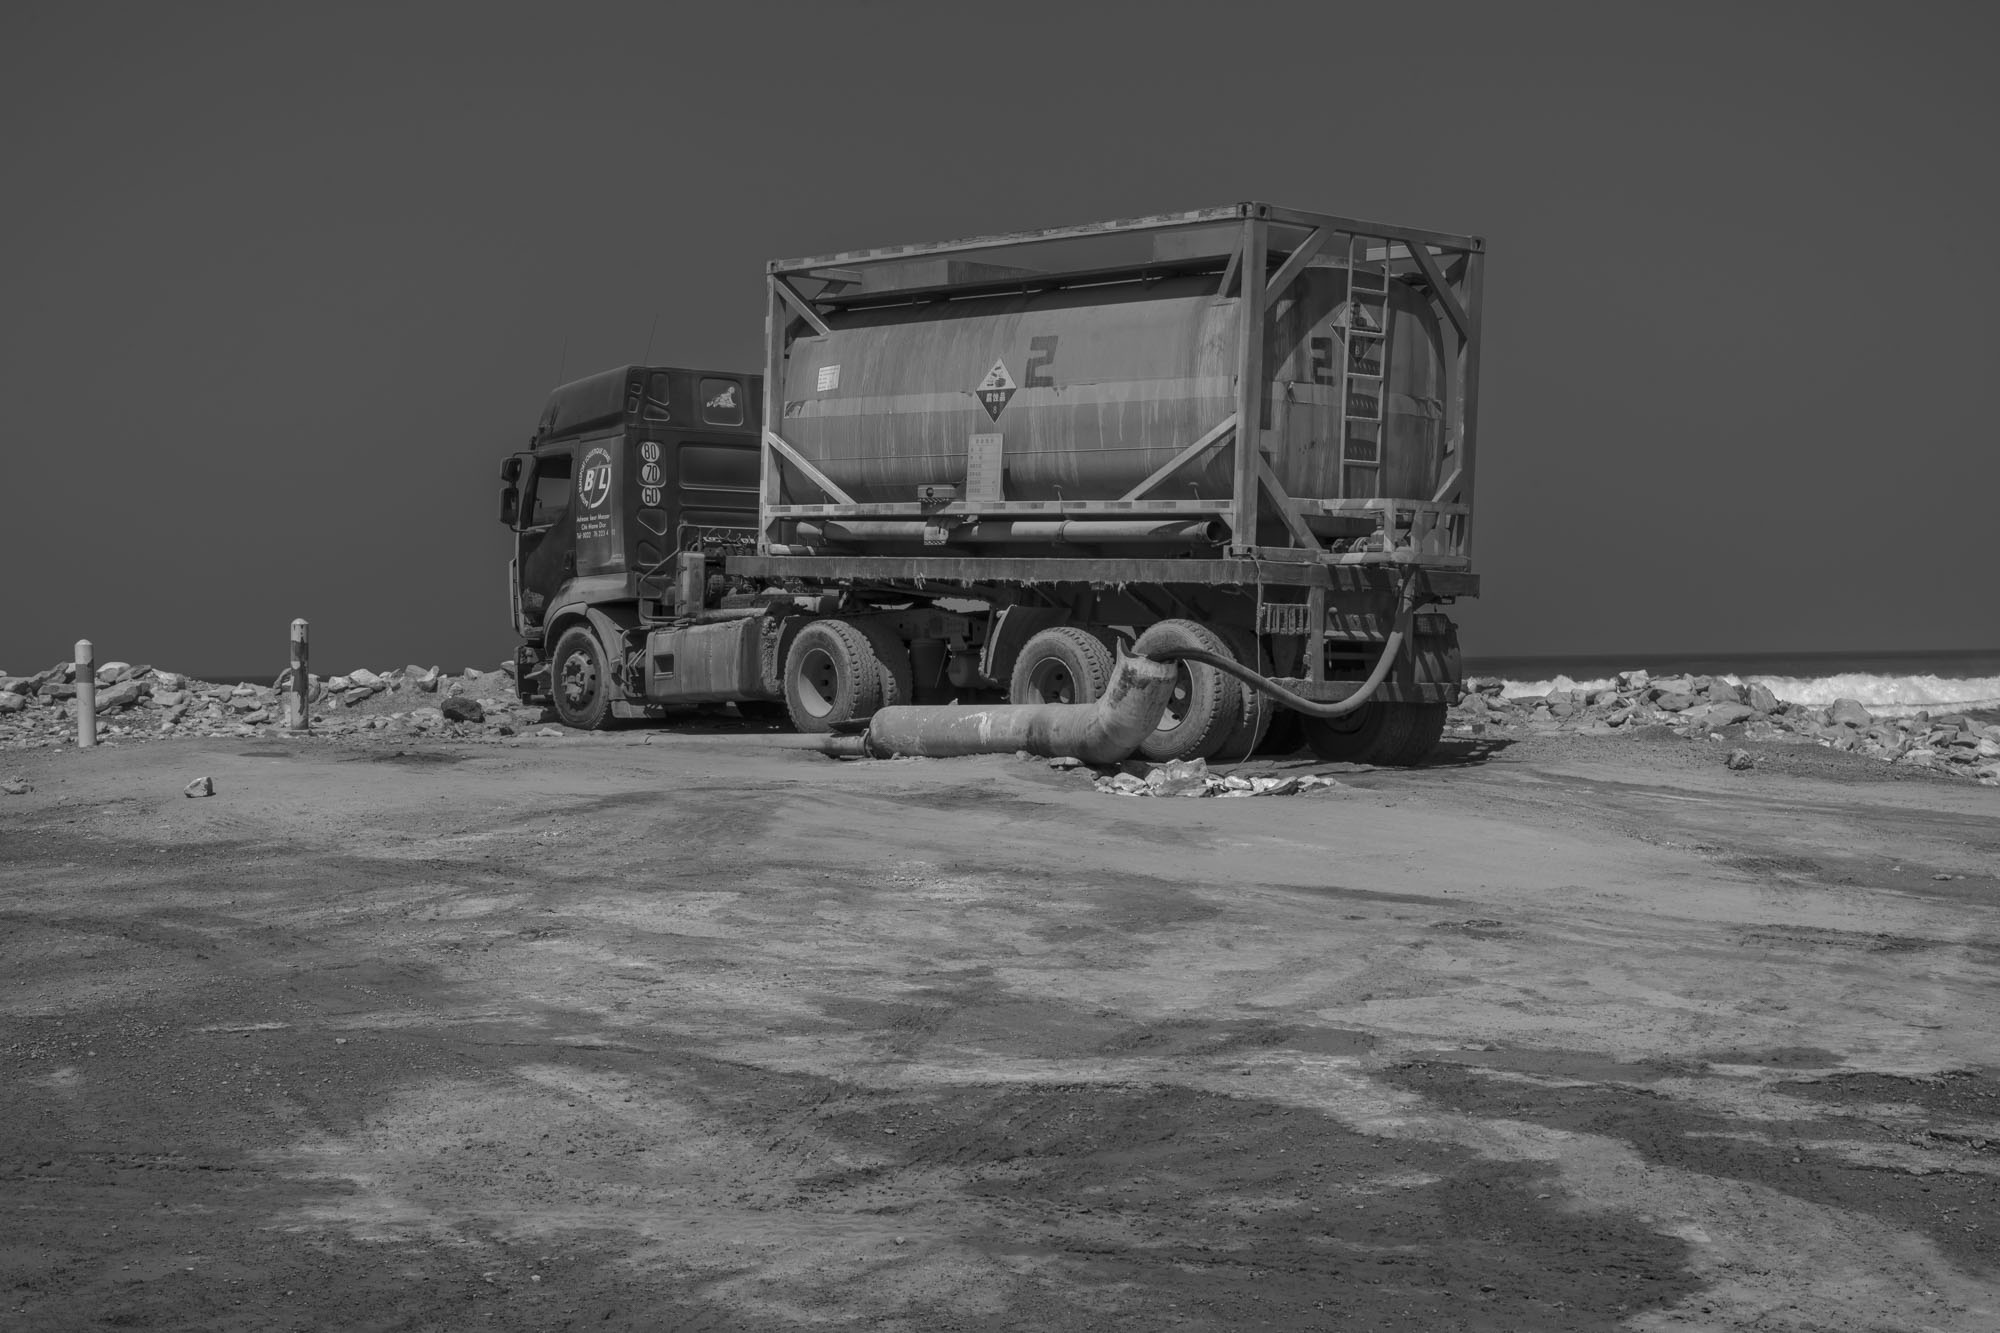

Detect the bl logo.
[{"left": 579, "top": 447, "right": 613, "bottom": 509}]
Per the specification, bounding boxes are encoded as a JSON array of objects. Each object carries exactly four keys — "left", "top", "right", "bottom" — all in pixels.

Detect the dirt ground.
[{"left": 3, "top": 721, "right": 1996, "bottom": 1331}]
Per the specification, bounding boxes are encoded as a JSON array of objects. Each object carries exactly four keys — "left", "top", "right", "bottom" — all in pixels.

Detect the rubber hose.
[{"left": 1140, "top": 574, "right": 1419, "bottom": 720}]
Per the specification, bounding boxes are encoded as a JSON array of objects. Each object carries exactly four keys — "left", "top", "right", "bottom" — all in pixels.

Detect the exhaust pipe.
[{"left": 823, "top": 576, "right": 1420, "bottom": 762}]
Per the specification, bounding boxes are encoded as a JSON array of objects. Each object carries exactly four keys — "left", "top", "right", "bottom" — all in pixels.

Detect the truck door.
[{"left": 515, "top": 444, "right": 575, "bottom": 632}]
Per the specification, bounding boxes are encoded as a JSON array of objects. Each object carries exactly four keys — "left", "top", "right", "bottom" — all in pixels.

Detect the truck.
[{"left": 497, "top": 203, "right": 1483, "bottom": 765}]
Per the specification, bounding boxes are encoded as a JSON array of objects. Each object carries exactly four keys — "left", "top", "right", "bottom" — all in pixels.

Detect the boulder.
[
  {"left": 348, "top": 668, "right": 383, "bottom": 688},
  {"left": 326, "top": 675, "right": 352, "bottom": 691},
  {"left": 1704, "top": 703, "right": 1756, "bottom": 728},
  {"left": 239, "top": 709, "right": 271, "bottom": 725},
  {"left": 184, "top": 776, "right": 214, "bottom": 798},
  {"left": 96, "top": 680, "right": 149, "bottom": 711},
  {"left": 153, "top": 672, "right": 183, "bottom": 691},
  {"left": 1725, "top": 748, "right": 1755, "bottom": 771},
  {"left": 440, "top": 696, "right": 484, "bottom": 724},
  {"left": 3, "top": 777, "right": 31, "bottom": 795},
  {"left": 0, "top": 676, "right": 34, "bottom": 696},
  {"left": 1745, "top": 682, "right": 1780, "bottom": 713},
  {"left": 1708, "top": 680, "right": 1745, "bottom": 705},
  {"left": 1653, "top": 691, "right": 1695, "bottom": 712},
  {"left": 38, "top": 681, "right": 76, "bottom": 700},
  {"left": 410, "top": 706, "right": 445, "bottom": 729},
  {"left": 95, "top": 661, "right": 131, "bottom": 684},
  {"left": 1616, "top": 669, "right": 1650, "bottom": 691},
  {"left": 415, "top": 668, "right": 442, "bottom": 694},
  {"left": 1827, "top": 697, "right": 1873, "bottom": 729}
]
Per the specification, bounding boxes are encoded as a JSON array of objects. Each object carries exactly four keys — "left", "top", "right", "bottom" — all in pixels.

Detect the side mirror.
[
  {"left": 500, "top": 455, "right": 524, "bottom": 484},
  {"left": 498, "top": 486, "right": 520, "bottom": 526}
]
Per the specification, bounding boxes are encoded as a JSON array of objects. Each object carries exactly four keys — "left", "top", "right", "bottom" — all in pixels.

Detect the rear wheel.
[
  {"left": 783, "top": 620, "right": 886, "bottom": 733},
  {"left": 1303, "top": 701, "right": 1447, "bottom": 766},
  {"left": 856, "top": 623, "right": 915, "bottom": 710},
  {"left": 1136, "top": 619, "right": 1242, "bottom": 764},
  {"left": 1210, "top": 625, "right": 1273, "bottom": 763},
  {"left": 549, "top": 626, "right": 613, "bottom": 731},
  {"left": 1009, "top": 626, "right": 1116, "bottom": 705}
]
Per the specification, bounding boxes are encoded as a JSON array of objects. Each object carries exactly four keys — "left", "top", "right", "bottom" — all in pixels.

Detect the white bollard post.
[
  {"left": 288, "top": 619, "right": 310, "bottom": 732},
  {"left": 75, "top": 639, "right": 96, "bottom": 748}
]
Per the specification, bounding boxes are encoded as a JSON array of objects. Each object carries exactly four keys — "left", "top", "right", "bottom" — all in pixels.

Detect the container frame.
[{"left": 755, "top": 201, "right": 1484, "bottom": 582}]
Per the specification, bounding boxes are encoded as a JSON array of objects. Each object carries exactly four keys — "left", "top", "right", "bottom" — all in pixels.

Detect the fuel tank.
[{"left": 778, "top": 267, "right": 1447, "bottom": 506}]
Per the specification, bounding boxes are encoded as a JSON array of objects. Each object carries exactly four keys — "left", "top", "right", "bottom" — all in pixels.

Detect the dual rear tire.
[
  {"left": 781, "top": 618, "right": 914, "bottom": 733},
  {"left": 1009, "top": 619, "right": 1269, "bottom": 765}
]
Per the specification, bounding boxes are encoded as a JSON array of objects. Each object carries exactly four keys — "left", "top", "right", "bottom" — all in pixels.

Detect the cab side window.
[
  {"left": 700, "top": 378, "right": 745, "bottom": 426},
  {"left": 527, "top": 451, "right": 573, "bottom": 526}
]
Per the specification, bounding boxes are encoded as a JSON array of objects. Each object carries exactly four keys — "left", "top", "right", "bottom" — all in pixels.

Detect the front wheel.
[{"left": 549, "top": 626, "right": 614, "bottom": 730}]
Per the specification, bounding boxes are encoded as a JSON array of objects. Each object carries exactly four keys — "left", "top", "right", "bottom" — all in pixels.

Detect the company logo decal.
[{"left": 579, "top": 446, "right": 613, "bottom": 510}]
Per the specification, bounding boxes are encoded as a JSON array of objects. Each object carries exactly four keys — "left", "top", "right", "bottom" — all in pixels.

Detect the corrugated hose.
[{"left": 1138, "top": 571, "right": 1419, "bottom": 720}]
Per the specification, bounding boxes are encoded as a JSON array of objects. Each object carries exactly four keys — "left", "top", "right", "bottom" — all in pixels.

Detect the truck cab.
[{"left": 498, "top": 365, "right": 763, "bottom": 723}]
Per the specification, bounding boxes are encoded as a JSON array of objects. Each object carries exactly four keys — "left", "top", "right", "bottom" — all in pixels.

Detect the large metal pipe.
[
  {"left": 823, "top": 641, "right": 1181, "bottom": 762},
  {"left": 791, "top": 518, "right": 1227, "bottom": 547}
]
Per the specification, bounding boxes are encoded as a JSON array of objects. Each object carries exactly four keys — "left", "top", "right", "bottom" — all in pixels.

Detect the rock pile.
[
  {"left": 0, "top": 660, "right": 540, "bottom": 750},
  {"left": 1451, "top": 669, "right": 2000, "bottom": 785}
]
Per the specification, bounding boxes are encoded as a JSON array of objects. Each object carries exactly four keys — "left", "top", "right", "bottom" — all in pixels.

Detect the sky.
[{"left": 3, "top": 1, "right": 1995, "bottom": 676}]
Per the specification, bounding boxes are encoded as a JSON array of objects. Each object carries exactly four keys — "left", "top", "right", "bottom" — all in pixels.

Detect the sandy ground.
[{"left": 2, "top": 722, "right": 1996, "bottom": 1331}]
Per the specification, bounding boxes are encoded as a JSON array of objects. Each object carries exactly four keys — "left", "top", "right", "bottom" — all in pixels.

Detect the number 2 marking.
[{"left": 1024, "top": 335, "right": 1059, "bottom": 389}]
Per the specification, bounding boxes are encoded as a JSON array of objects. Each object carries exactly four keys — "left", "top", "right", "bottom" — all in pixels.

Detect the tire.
[
  {"left": 1303, "top": 701, "right": 1447, "bottom": 766},
  {"left": 549, "top": 626, "right": 614, "bottom": 731},
  {"left": 1210, "top": 625, "right": 1274, "bottom": 763},
  {"left": 782, "top": 619, "right": 886, "bottom": 733},
  {"left": 1009, "top": 625, "right": 1116, "bottom": 705},
  {"left": 1136, "top": 619, "right": 1243, "bottom": 764},
  {"left": 856, "top": 623, "right": 915, "bottom": 710}
]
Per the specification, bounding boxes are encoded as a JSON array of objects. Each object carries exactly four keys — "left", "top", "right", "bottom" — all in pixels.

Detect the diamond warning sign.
[{"left": 973, "top": 359, "right": 1016, "bottom": 422}]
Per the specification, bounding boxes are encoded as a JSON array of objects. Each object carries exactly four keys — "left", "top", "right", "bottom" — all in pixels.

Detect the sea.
[
  {"left": 181, "top": 648, "right": 2000, "bottom": 720},
  {"left": 1467, "top": 647, "right": 2000, "bottom": 718}
]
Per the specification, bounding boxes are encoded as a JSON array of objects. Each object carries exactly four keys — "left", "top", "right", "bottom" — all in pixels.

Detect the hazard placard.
[{"left": 973, "top": 359, "right": 1016, "bottom": 421}]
